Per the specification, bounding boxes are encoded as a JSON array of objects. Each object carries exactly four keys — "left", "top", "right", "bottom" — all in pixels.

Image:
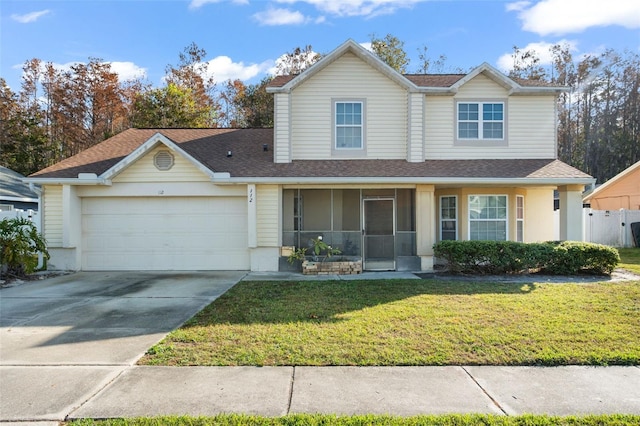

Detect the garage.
[{"left": 81, "top": 196, "right": 249, "bottom": 271}]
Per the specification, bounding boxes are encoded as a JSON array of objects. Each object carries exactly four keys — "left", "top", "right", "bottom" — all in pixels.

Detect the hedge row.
[{"left": 433, "top": 240, "right": 620, "bottom": 275}]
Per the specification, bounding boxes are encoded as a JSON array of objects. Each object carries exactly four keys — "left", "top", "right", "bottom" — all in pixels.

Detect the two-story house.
[{"left": 26, "top": 40, "right": 594, "bottom": 272}]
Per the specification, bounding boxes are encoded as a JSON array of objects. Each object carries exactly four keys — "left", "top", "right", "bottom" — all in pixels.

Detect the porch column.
[
  {"left": 416, "top": 184, "right": 436, "bottom": 271},
  {"left": 247, "top": 184, "right": 257, "bottom": 248},
  {"left": 61, "top": 185, "right": 82, "bottom": 270},
  {"left": 558, "top": 184, "right": 585, "bottom": 241}
]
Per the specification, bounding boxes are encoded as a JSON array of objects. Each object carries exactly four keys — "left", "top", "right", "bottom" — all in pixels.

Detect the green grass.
[
  {"left": 618, "top": 247, "right": 640, "bottom": 275},
  {"left": 140, "top": 279, "right": 640, "bottom": 367},
  {"left": 66, "top": 414, "right": 640, "bottom": 426}
]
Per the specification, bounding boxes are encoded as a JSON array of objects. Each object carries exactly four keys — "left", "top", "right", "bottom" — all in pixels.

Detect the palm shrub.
[{"left": 0, "top": 217, "right": 49, "bottom": 278}]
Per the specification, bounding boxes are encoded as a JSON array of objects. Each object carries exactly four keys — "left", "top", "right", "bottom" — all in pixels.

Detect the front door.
[{"left": 363, "top": 198, "right": 395, "bottom": 270}]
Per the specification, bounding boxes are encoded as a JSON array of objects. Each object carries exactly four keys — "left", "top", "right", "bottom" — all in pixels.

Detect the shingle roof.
[
  {"left": 267, "top": 73, "right": 559, "bottom": 89},
  {"left": 1, "top": 167, "right": 39, "bottom": 199},
  {"left": 29, "top": 128, "right": 592, "bottom": 182}
]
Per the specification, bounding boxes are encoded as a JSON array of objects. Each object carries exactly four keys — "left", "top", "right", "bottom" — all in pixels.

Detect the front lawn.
[
  {"left": 618, "top": 247, "right": 640, "bottom": 275},
  {"left": 140, "top": 278, "right": 640, "bottom": 367}
]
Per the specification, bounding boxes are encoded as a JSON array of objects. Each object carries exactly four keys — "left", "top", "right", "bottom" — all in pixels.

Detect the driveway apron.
[{"left": 0, "top": 271, "right": 244, "bottom": 422}]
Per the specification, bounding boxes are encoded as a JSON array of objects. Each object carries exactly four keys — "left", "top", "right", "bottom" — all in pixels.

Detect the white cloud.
[
  {"left": 508, "top": 0, "right": 640, "bottom": 36},
  {"left": 23, "top": 60, "right": 147, "bottom": 83},
  {"left": 505, "top": 1, "right": 531, "bottom": 12},
  {"left": 108, "top": 62, "right": 147, "bottom": 81},
  {"left": 252, "top": 7, "right": 308, "bottom": 25},
  {"left": 276, "top": 0, "right": 422, "bottom": 18},
  {"left": 496, "top": 40, "right": 578, "bottom": 72},
  {"left": 11, "top": 9, "right": 50, "bottom": 24},
  {"left": 206, "top": 56, "right": 273, "bottom": 82}
]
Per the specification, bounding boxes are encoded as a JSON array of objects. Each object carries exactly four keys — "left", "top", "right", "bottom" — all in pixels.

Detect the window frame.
[
  {"left": 516, "top": 195, "right": 524, "bottom": 243},
  {"left": 455, "top": 100, "right": 507, "bottom": 147},
  {"left": 332, "top": 99, "right": 366, "bottom": 157},
  {"left": 468, "top": 194, "right": 509, "bottom": 241},
  {"left": 439, "top": 195, "right": 458, "bottom": 241}
]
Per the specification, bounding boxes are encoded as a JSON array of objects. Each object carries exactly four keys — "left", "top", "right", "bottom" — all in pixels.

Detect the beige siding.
[
  {"left": 425, "top": 75, "right": 557, "bottom": 159},
  {"left": 424, "top": 96, "right": 454, "bottom": 158},
  {"left": 290, "top": 52, "right": 408, "bottom": 159},
  {"left": 508, "top": 96, "right": 557, "bottom": 158},
  {"left": 43, "top": 185, "right": 63, "bottom": 247},
  {"left": 456, "top": 74, "right": 509, "bottom": 98},
  {"left": 274, "top": 94, "right": 291, "bottom": 163},
  {"left": 113, "top": 146, "right": 210, "bottom": 183},
  {"left": 408, "top": 93, "right": 424, "bottom": 162},
  {"left": 257, "top": 185, "right": 279, "bottom": 246}
]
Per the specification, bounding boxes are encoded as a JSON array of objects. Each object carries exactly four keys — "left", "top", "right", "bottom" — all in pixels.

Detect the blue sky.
[{"left": 1, "top": 0, "right": 639, "bottom": 91}]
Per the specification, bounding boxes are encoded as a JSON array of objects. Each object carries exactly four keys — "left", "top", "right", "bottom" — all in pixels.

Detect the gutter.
[
  {"left": 23, "top": 177, "right": 112, "bottom": 186},
  {"left": 211, "top": 176, "right": 597, "bottom": 186}
]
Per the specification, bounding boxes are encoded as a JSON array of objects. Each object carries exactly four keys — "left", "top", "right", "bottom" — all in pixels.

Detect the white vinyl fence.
[
  {"left": 0, "top": 209, "right": 40, "bottom": 233},
  {"left": 584, "top": 209, "right": 640, "bottom": 248}
]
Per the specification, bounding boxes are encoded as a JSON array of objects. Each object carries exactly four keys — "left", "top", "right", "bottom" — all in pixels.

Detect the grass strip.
[
  {"left": 140, "top": 279, "right": 640, "bottom": 366},
  {"left": 66, "top": 414, "right": 640, "bottom": 426}
]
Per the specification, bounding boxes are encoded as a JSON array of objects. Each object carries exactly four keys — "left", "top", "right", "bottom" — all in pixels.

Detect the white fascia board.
[
  {"left": 451, "top": 63, "right": 516, "bottom": 91},
  {"left": 0, "top": 195, "right": 39, "bottom": 203},
  {"left": 509, "top": 86, "right": 570, "bottom": 96},
  {"left": 100, "top": 132, "right": 216, "bottom": 180},
  {"left": 211, "top": 176, "right": 596, "bottom": 186},
  {"left": 22, "top": 177, "right": 112, "bottom": 186}
]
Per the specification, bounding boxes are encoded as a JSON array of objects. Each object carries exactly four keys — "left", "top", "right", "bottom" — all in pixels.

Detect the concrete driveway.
[{"left": 0, "top": 271, "right": 245, "bottom": 422}]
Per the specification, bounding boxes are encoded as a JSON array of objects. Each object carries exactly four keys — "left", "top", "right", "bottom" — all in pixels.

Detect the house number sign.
[{"left": 249, "top": 187, "right": 254, "bottom": 203}]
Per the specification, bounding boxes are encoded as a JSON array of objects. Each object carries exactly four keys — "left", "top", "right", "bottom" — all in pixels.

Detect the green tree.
[
  {"left": 234, "top": 77, "right": 274, "bottom": 128},
  {"left": 370, "top": 34, "right": 409, "bottom": 73},
  {"left": 165, "top": 42, "right": 218, "bottom": 127},
  {"left": 131, "top": 83, "right": 211, "bottom": 128}
]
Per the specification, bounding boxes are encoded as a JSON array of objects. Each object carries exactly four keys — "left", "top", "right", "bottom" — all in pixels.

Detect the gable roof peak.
[{"left": 266, "top": 38, "right": 417, "bottom": 93}]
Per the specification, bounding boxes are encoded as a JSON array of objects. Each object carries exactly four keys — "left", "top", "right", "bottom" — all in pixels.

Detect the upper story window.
[
  {"left": 335, "top": 101, "right": 363, "bottom": 149},
  {"left": 457, "top": 102, "right": 504, "bottom": 140}
]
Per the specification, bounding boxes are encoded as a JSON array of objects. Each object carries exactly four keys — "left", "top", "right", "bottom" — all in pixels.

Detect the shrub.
[
  {"left": 543, "top": 241, "right": 620, "bottom": 275},
  {"left": 433, "top": 240, "right": 619, "bottom": 275},
  {"left": 0, "top": 217, "right": 49, "bottom": 278}
]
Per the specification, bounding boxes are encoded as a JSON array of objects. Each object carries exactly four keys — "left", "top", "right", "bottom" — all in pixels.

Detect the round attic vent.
[{"left": 154, "top": 150, "right": 174, "bottom": 171}]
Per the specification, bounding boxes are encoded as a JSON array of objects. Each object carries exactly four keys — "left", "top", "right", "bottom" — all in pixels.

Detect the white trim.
[
  {"left": 516, "top": 194, "right": 525, "bottom": 242},
  {"left": 333, "top": 99, "right": 365, "bottom": 153},
  {"left": 267, "top": 39, "right": 419, "bottom": 94},
  {"left": 23, "top": 177, "right": 111, "bottom": 186},
  {"left": 456, "top": 101, "right": 505, "bottom": 141},
  {"left": 247, "top": 184, "right": 257, "bottom": 248},
  {"left": 439, "top": 195, "right": 458, "bottom": 241},
  {"left": 0, "top": 195, "right": 39, "bottom": 203},
  {"left": 100, "top": 133, "right": 217, "bottom": 181},
  {"left": 211, "top": 176, "right": 596, "bottom": 186}
]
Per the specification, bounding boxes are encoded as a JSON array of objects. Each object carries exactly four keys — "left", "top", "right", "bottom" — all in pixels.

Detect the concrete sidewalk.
[
  {"left": 2, "top": 270, "right": 640, "bottom": 423},
  {"left": 1, "top": 365, "right": 639, "bottom": 422}
]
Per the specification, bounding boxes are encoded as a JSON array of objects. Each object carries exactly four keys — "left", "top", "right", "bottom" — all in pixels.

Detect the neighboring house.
[
  {"left": 583, "top": 160, "right": 640, "bottom": 210},
  {"left": 26, "top": 40, "right": 594, "bottom": 272},
  {"left": 0, "top": 166, "right": 39, "bottom": 211}
]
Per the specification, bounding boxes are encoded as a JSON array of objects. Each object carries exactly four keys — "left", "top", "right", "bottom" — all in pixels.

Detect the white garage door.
[{"left": 82, "top": 197, "right": 249, "bottom": 270}]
